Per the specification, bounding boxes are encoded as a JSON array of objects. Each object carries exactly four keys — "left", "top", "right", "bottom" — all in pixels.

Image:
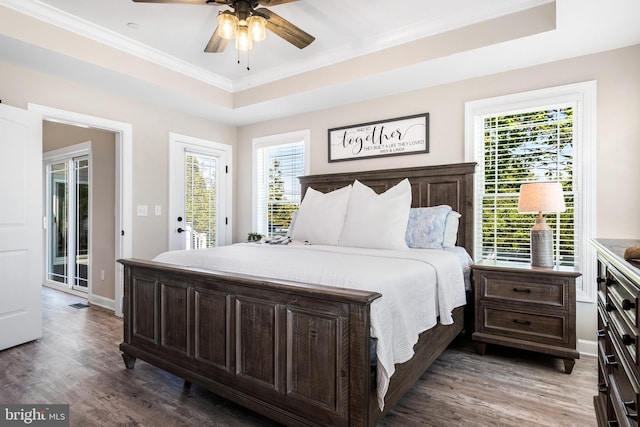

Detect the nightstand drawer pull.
[
  {"left": 607, "top": 278, "right": 617, "bottom": 286},
  {"left": 512, "top": 319, "right": 531, "bottom": 326},
  {"left": 607, "top": 421, "right": 619, "bottom": 427},
  {"left": 622, "top": 299, "right": 636, "bottom": 311},
  {"left": 622, "top": 334, "right": 635, "bottom": 346},
  {"left": 597, "top": 277, "right": 606, "bottom": 284},
  {"left": 598, "top": 383, "right": 608, "bottom": 393},
  {"left": 512, "top": 287, "right": 532, "bottom": 293},
  {"left": 597, "top": 329, "right": 606, "bottom": 339},
  {"left": 605, "top": 353, "right": 618, "bottom": 368}
]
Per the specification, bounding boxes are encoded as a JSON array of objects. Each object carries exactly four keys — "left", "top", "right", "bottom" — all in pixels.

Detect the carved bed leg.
[
  {"left": 474, "top": 342, "right": 487, "bottom": 355},
  {"left": 122, "top": 353, "right": 136, "bottom": 369},
  {"left": 563, "top": 358, "right": 575, "bottom": 374}
]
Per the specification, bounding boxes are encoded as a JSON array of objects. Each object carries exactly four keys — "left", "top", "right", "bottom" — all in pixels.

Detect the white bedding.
[{"left": 153, "top": 243, "right": 468, "bottom": 410}]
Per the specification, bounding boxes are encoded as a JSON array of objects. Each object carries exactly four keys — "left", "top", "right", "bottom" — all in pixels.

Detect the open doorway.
[{"left": 30, "top": 104, "right": 132, "bottom": 317}]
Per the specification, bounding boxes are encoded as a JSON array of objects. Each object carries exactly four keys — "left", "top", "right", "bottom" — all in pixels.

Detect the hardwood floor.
[{"left": 0, "top": 287, "right": 597, "bottom": 426}]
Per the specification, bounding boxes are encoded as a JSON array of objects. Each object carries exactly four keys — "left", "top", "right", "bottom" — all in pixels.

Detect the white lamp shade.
[{"left": 518, "top": 182, "right": 566, "bottom": 213}]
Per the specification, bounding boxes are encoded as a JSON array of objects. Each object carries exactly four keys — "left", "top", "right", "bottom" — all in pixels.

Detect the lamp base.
[{"left": 531, "top": 217, "right": 554, "bottom": 268}]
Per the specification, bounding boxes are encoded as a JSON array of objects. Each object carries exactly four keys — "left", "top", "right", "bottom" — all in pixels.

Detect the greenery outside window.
[
  {"left": 465, "top": 82, "right": 596, "bottom": 302},
  {"left": 480, "top": 106, "right": 575, "bottom": 265},
  {"left": 253, "top": 130, "right": 310, "bottom": 237}
]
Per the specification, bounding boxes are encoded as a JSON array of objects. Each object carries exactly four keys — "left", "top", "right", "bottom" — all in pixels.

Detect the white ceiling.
[{"left": 1, "top": 0, "right": 639, "bottom": 125}]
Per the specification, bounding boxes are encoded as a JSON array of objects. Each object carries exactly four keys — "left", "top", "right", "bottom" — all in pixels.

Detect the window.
[
  {"left": 253, "top": 130, "right": 310, "bottom": 237},
  {"left": 465, "top": 82, "right": 596, "bottom": 302}
]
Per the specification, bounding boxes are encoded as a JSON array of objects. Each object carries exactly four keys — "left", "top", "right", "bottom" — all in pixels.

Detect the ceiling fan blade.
[
  {"left": 257, "top": 0, "right": 299, "bottom": 6},
  {"left": 204, "top": 28, "right": 230, "bottom": 52},
  {"left": 259, "top": 8, "right": 315, "bottom": 49},
  {"left": 132, "top": 0, "right": 226, "bottom": 5}
]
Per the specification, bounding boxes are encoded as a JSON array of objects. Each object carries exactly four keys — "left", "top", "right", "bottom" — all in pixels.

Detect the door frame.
[
  {"left": 169, "top": 132, "right": 232, "bottom": 250},
  {"left": 29, "top": 103, "right": 132, "bottom": 318}
]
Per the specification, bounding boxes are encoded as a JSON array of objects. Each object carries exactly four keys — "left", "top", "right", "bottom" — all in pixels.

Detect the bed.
[{"left": 118, "top": 162, "right": 476, "bottom": 426}]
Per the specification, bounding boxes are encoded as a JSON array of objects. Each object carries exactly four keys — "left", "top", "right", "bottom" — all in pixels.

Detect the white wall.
[
  {"left": 237, "top": 44, "right": 640, "bottom": 348},
  {"left": 2, "top": 40, "right": 638, "bottom": 348},
  {"left": 0, "top": 60, "right": 237, "bottom": 261}
]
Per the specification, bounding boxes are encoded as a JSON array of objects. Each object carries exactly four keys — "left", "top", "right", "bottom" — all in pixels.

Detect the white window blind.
[
  {"left": 255, "top": 141, "right": 305, "bottom": 237},
  {"left": 478, "top": 105, "right": 578, "bottom": 267}
]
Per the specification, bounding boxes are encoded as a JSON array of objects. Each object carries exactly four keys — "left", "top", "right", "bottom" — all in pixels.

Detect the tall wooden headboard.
[{"left": 298, "top": 162, "right": 476, "bottom": 256}]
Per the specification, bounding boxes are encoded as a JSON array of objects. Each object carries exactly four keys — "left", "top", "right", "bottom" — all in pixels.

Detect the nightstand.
[{"left": 472, "top": 260, "right": 581, "bottom": 374}]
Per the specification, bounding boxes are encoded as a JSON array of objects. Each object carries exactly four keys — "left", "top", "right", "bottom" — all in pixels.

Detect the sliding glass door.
[{"left": 46, "top": 155, "right": 90, "bottom": 293}]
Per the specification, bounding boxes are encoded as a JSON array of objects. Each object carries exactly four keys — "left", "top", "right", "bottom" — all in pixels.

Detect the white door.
[
  {"left": 0, "top": 104, "right": 43, "bottom": 351},
  {"left": 169, "top": 133, "right": 232, "bottom": 251}
]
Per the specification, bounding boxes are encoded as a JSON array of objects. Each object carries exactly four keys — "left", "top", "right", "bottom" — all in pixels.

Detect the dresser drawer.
[
  {"left": 610, "top": 307, "right": 639, "bottom": 367},
  {"left": 609, "top": 337, "right": 640, "bottom": 427},
  {"left": 608, "top": 268, "right": 639, "bottom": 329},
  {"left": 480, "top": 307, "right": 567, "bottom": 345},
  {"left": 477, "top": 271, "right": 566, "bottom": 308}
]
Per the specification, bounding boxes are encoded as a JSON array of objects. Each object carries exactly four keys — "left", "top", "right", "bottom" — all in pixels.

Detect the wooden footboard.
[
  {"left": 119, "top": 258, "right": 465, "bottom": 426},
  {"left": 119, "top": 258, "right": 383, "bottom": 426}
]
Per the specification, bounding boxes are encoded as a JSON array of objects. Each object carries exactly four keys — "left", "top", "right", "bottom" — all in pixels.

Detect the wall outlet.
[
  {"left": 136, "top": 205, "right": 148, "bottom": 216},
  {"left": 100, "top": 270, "right": 105, "bottom": 281}
]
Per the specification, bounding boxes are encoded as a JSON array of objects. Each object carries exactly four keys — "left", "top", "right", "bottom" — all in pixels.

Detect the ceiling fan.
[{"left": 132, "top": 0, "right": 315, "bottom": 53}]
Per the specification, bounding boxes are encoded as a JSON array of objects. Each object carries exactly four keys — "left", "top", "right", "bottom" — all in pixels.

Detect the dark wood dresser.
[
  {"left": 593, "top": 238, "right": 640, "bottom": 427},
  {"left": 472, "top": 260, "right": 581, "bottom": 374}
]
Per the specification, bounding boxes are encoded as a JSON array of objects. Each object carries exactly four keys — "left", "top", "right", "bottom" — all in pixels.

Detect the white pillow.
[
  {"left": 444, "top": 210, "right": 462, "bottom": 248},
  {"left": 286, "top": 210, "right": 298, "bottom": 237},
  {"left": 291, "top": 184, "right": 352, "bottom": 245},
  {"left": 339, "top": 179, "right": 412, "bottom": 250}
]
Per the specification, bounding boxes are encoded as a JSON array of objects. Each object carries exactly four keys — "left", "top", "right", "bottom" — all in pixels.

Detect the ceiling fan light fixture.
[
  {"left": 247, "top": 15, "right": 266, "bottom": 42},
  {"left": 235, "top": 26, "right": 253, "bottom": 52},
  {"left": 217, "top": 11, "right": 238, "bottom": 40}
]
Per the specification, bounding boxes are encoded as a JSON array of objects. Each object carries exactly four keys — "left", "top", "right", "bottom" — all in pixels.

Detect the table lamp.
[{"left": 518, "top": 182, "right": 566, "bottom": 268}]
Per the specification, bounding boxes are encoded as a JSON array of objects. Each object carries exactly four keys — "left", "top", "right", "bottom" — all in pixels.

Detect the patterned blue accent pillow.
[{"left": 405, "top": 205, "right": 453, "bottom": 249}]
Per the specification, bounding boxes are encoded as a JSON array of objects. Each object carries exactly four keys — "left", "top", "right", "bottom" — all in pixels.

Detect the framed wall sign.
[{"left": 328, "top": 113, "right": 429, "bottom": 162}]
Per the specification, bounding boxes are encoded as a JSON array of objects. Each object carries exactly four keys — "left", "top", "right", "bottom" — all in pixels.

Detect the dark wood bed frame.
[{"left": 118, "top": 162, "right": 475, "bottom": 426}]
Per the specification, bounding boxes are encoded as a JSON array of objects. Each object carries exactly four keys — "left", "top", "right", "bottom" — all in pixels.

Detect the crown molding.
[{"left": 0, "top": 0, "right": 234, "bottom": 92}]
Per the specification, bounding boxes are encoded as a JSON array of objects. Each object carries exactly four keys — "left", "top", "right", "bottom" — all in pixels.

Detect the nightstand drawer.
[
  {"left": 481, "top": 307, "right": 566, "bottom": 344},
  {"left": 478, "top": 272, "right": 566, "bottom": 307}
]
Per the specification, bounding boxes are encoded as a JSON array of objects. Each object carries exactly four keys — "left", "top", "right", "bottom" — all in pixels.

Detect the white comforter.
[{"left": 153, "top": 243, "right": 467, "bottom": 410}]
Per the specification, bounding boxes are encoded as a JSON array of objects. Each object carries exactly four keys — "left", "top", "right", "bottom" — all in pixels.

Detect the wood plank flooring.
[{"left": 0, "top": 287, "right": 597, "bottom": 426}]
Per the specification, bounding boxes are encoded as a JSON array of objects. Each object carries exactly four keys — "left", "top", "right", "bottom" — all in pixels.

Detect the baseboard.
[
  {"left": 578, "top": 338, "right": 597, "bottom": 357},
  {"left": 43, "top": 282, "right": 87, "bottom": 298},
  {"left": 89, "top": 294, "right": 115, "bottom": 312}
]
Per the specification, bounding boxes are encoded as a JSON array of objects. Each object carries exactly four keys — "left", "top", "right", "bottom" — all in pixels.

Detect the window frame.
[
  {"left": 465, "top": 81, "right": 597, "bottom": 302},
  {"left": 252, "top": 129, "right": 310, "bottom": 237}
]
